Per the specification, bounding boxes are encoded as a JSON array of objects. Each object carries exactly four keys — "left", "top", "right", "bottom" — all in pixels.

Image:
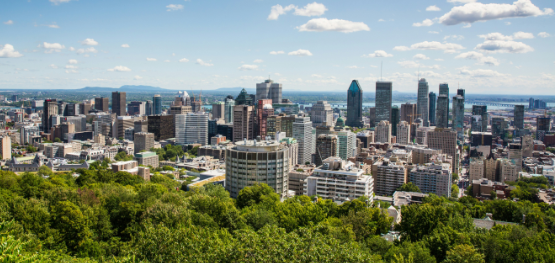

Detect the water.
[{"left": 301, "top": 102, "right": 552, "bottom": 110}]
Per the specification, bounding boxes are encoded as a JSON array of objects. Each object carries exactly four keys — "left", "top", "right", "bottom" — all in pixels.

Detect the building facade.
[
  {"left": 346, "top": 80, "right": 363, "bottom": 128},
  {"left": 417, "top": 78, "right": 429, "bottom": 126},
  {"left": 112, "top": 92, "right": 127, "bottom": 116},
  {"left": 376, "top": 81, "right": 392, "bottom": 123},
  {"left": 376, "top": 120, "right": 392, "bottom": 143}
]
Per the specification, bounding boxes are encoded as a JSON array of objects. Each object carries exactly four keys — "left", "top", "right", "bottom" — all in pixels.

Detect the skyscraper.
[
  {"left": 391, "top": 106, "right": 400, "bottom": 136},
  {"left": 529, "top": 98, "right": 534, "bottom": 109},
  {"left": 514, "top": 105, "right": 525, "bottom": 130},
  {"left": 400, "top": 102, "right": 417, "bottom": 123},
  {"left": 256, "top": 99, "right": 274, "bottom": 139},
  {"left": 153, "top": 94, "right": 162, "bottom": 115},
  {"left": 376, "top": 81, "right": 392, "bottom": 123},
  {"left": 337, "top": 130, "right": 356, "bottom": 161},
  {"left": 436, "top": 94, "right": 449, "bottom": 129},
  {"left": 212, "top": 102, "right": 225, "bottom": 120},
  {"left": 457, "top": 88, "right": 465, "bottom": 99},
  {"left": 310, "top": 101, "right": 333, "bottom": 127},
  {"left": 471, "top": 105, "right": 488, "bottom": 132},
  {"left": 314, "top": 134, "right": 338, "bottom": 166},
  {"left": 112, "top": 91, "right": 126, "bottom": 116},
  {"left": 439, "top": 83, "right": 449, "bottom": 96},
  {"left": 235, "top": 88, "right": 254, "bottom": 106},
  {"left": 397, "top": 121, "right": 410, "bottom": 145},
  {"left": 346, "top": 80, "right": 363, "bottom": 128},
  {"left": 233, "top": 105, "right": 255, "bottom": 142},
  {"left": 224, "top": 95, "right": 235, "bottom": 123},
  {"left": 175, "top": 112, "right": 209, "bottom": 145},
  {"left": 145, "top": 100, "right": 153, "bottom": 116},
  {"left": 491, "top": 117, "right": 507, "bottom": 140},
  {"left": 95, "top": 97, "right": 109, "bottom": 112},
  {"left": 42, "top": 99, "right": 58, "bottom": 132},
  {"left": 417, "top": 78, "right": 429, "bottom": 127},
  {"left": 429, "top": 92, "right": 436, "bottom": 126},
  {"left": 537, "top": 116, "right": 551, "bottom": 141},
  {"left": 256, "top": 79, "right": 282, "bottom": 104},
  {"left": 376, "top": 120, "right": 392, "bottom": 143},
  {"left": 293, "top": 117, "right": 314, "bottom": 165},
  {"left": 452, "top": 94, "right": 465, "bottom": 141}
]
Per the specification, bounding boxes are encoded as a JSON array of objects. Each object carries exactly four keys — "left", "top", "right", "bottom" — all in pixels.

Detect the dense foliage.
[{"left": 0, "top": 165, "right": 554, "bottom": 262}]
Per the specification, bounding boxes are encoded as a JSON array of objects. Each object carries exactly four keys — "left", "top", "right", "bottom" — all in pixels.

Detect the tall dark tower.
[
  {"left": 346, "top": 80, "right": 363, "bottom": 128},
  {"left": 112, "top": 91, "right": 127, "bottom": 116},
  {"left": 428, "top": 92, "right": 436, "bottom": 126},
  {"left": 391, "top": 106, "right": 400, "bottom": 136}
]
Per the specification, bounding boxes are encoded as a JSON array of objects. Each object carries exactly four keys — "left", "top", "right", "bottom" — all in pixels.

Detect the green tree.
[
  {"left": 397, "top": 182, "right": 421, "bottom": 193},
  {"left": 50, "top": 201, "right": 92, "bottom": 251},
  {"left": 236, "top": 183, "right": 279, "bottom": 209},
  {"left": 443, "top": 244, "right": 485, "bottom": 263},
  {"left": 451, "top": 184, "right": 459, "bottom": 198}
]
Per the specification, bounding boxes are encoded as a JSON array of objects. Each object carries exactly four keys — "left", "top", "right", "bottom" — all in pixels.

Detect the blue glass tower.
[
  {"left": 153, "top": 94, "right": 162, "bottom": 115},
  {"left": 428, "top": 92, "right": 436, "bottom": 126},
  {"left": 346, "top": 80, "right": 363, "bottom": 128}
]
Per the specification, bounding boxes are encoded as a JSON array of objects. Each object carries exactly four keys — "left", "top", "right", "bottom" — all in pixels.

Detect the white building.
[
  {"left": 21, "top": 125, "right": 40, "bottom": 145},
  {"left": 303, "top": 157, "right": 373, "bottom": 203},
  {"left": 292, "top": 117, "right": 314, "bottom": 165},
  {"left": 500, "top": 158, "right": 519, "bottom": 182},
  {"left": 409, "top": 162, "right": 452, "bottom": 197},
  {"left": 376, "top": 120, "right": 392, "bottom": 143},
  {"left": 175, "top": 112, "right": 209, "bottom": 145},
  {"left": 310, "top": 101, "right": 334, "bottom": 127},
  {"left": 337, "top": 130, "right": 356, "bottom": 161},
  {"left": 397, "top": 121, "right": 410, "bottom": 145},
  {"left": 469, "top": 158, "right": 485, "bottom": 181},
  {"left": 374, "top": 158, "right": 407, "bottom": 196}
]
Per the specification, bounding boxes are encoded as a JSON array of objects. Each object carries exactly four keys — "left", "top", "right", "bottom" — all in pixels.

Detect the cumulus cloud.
[
  {"left": 81, "top": 38, "right": 98, "bottom": 46},
  {"left": 413, "top": 19, "right": 434, "bottom": 27},
  {"left": 538, "top": 32, "right": 551, "bottom": 38},
  {"left": 294, "top": 2, "right": 328, "bottom": 16},
  {"left": 478, "top": 31, "right": 534, "bottom": 42},
  {"left": 121, "top": 44, "right": 130, "bottom": 48},
  {"left": 107, "top": 66, "right": 131, "bottom": 72},
  {"left": 50, "top": 0, "right": 73, "bottom": 5},
  {"left": 363, "top": 50, "right": 393, "bottom": 58},
  {"left": 270, "top": 51, "right": 285, "bottom": 55},
  {"left": 4, "top": 20, "right": 13, "bottom": 25},
  {"left": 394, "top": 41, "right": 465, "bottom": 53},
  {"left": 475, "top": 40, "right": 534, "bottom": 53},
  {"left": 179, "top": 58, "right": 189, "bottom": 62},
  {"left": 41, "top": 42, "right": 65, "bottom": 53},
  {"left": 76, "top": 47, "right": 97, "bottom": 54},
  {"left": 429, "top": 31, "right": 440, "bottom": 34},
  {"left": 166, "top": 4, "right": 184, "bottom": 11},
  {"left": 413, "top": 54, "right": 430, "bottom": 60},
  {"left": 134, "top": 75, "right": 143, "bottom": 80},
  {"left": 288, "top": 49, "right": 313, "bottom": 56},
  {"left": 267, "top": 4, "right": 296, "bottom": 20},
  {"left": 439, "top": 0, "right": 554, "bottom": 26},
  {"left": 447, "top": 0, "right": 477, "bottom": 4},
  {"left": 68, "top": 59, "right": 78, "bottom": 64},
  {"left": 146, "top": 58, "right": 157, "bottom": 62},
  {"left": 196, "top": 59, "right": 213, "bottom": 66},
  {"left": 253, "top": 59, "right": 263, "bottom": 63},
  {"left": 238, "top": 64, "right": 259, "bottom": 71},
  {"left": 455, "top": 51, "right": 500, "bottom": 66},
  {"left": 297, "top": 18, "right": 370, "bottom": 33},
  {"left": 426, "top": 5, "right": 441, "bottom": 11},
  {"left": 513, "top": 31, "right": 534, "bottom": 39},
  {"left": 0, "top": 44, "right": 23, "bottom": 58},
  {"left": 444, "top": 35, "right": 465, "bottom": 40},
  {"left": 459, "top": 68, "right": 505, "bottom": 77}
]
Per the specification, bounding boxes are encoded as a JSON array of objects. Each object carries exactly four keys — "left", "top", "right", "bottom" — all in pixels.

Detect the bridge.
[{"left": 466, "top": 101, "right": 519, "bottom": 108}]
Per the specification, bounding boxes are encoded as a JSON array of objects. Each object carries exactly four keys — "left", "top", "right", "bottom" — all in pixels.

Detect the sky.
[{"left": 1, "top": 0, "right": 554, "bottom": 94}]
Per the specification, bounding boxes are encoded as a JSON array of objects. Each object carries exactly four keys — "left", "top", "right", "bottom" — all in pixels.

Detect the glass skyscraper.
[
  {"left": 452, "top": 93, "right": 465, "bottom": 141},
  {"left": 376, "top": 81, "right": 392, "bottom": 123},
  {"left": 346, "top": 80, "right": 363, "bottom": 128},
  {"left": 428, "top": 92, "right": 436, "bottom": 126},
  {"left": 391, "top": 106, "right": 400, "bottom": 136},
  {"left": 436, "top": 94, "right": 449, "bottom": 129},
  {"left": 153, "top": 94, "right": 162, "bottom": 115},
  {"left": 417, "top": 79, "right": 429, "bottom": 127}
]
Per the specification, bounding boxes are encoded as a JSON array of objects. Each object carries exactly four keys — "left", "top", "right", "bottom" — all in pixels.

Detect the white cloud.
[
  {"left": 65, "top": 65, "right": 77, "bottom": 69},
  {"left": 47, "top": 24, "right": 59, "bottom": 28},
  {"left": 0, "top": 44, "right": 23, "bottom": 58},
  {"left": 68, "top": 59, "right": 78, "bottom": 64},
  {"left": 270, "top": 51, "right": 285, "bottom": 55},
  {"left": 378, "top": 19, "right": 386, "bottom": 22},
  {"left": 267, "top": 4, "right": 296, "bottom": 20},
  {"left": 164, "top": 60, "right": 170, "bottom": 62},
  {"left": 505, "top": 22, "right": 512, "bottom": 25},
  {"left": 288, "top": 49, "right": 313, "bottom": 56},
  {"left": 50, "top": 64, "right": 58, "bottom": 69},
  {"left": 444, "top": 35, "right": 465, "bottom": 40},
  {"left": 253, "top": 59, "right": 263, "bottom": 63},
  {"left": 459, "top": 68, "right": 505, "bottom": 77},
  {"left": 50, "top": 0, "right": 73, "bottom": 5},
  {"left": 363, "top": 50, "right": 393, "bottom": 58},
  {"left": 121, "top": 44, "right": 130, "bottom": 48},
  {"left": 107, "top": 66, "right": 131, "bottom": 72},
  {"left": 166, "top": 4, "right": 184, "bottom": 11},
  {"left": 426, "top": 5, "right": 441, "bottom": 11},
  {"left": 65, "top": 69, "right": 78, "bottom": 74},
  {"left": 413, "top": 19, "right": 434, "bottom": 27},
  {"left": 513, "top": 31, "right": 534, "bottom": 39},
  {"left": 447, "top": 0, "right": 477, "bottom": 4},
  {"left": 81, "top": 38, "right": 98, "bottom": 46},
  {"left": 134, "top": 75, "right": 143, "bottom": 80},
  {"left": 413, "top": 54, "right": 430, "bottom": 60},
  {"left": 146, "top": 58, "right": 157, "bottom": 62},
  {"left": 4, "top": 20, "right": 13, "bottom": 25},
  {"left": 475, "top": 40, "right": 534, "bottom": 53},
  {"left": 196, "top": 59, "right": 213, "bottom": 66},
  {"left": 538, "top": 32, "right": 551, "bottom": 38},
  {"left": 297, "top": 18, "right": 370, "bottom": 33},
  {"left": 294, "top": 2, "right": 327, "bottom": 16},
  {"left": 179, "top": 58, "right": 189, "bottom": 62},
  {"left": 41, "top": 42, "right": 65, "bottom": 53},
  {"left": 478, "top": 32, "right": 513, "bottom": 41},
  {"left": 394, "top": 41, "right": 465, "bottom": 53},
  {"left": 455, "top": 51, "right": 500, "bottom": 66},
  {"left": 429, "top": 31, "right": 440, "bottom": 34},
  {"left": 69, "top": 47, "right": 75, "bottom": 51},
  {"left": 439, "top": 0, "right": 554, "bottom": 25},
  {"left": 76, "top": 47, "right": 97, "bottom": 54},
  {"left": 238, "top": 64, "right": 259, "bottom": 71},
  {"left": 347, "top": 66, "right": 363, "bottom": 69}
]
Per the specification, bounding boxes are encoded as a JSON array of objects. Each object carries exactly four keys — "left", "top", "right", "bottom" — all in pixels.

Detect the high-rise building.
[
  {"left": 436, "top": 94, "right": 449, "bottom": 129},
  {"left": 537, "top": 116, "right": 551, "bottom": 141},
  {"left": 95, "top": 97, "right": 109, "bottom": 113},
  {"left": 376, "top": 81, "right": 392, "bottom": 123},
  {"left": 522, "top": 135, "right": 533, "bottom": 157},
  {"left": 471, "top": 105, "right": 488, "bottom": 132},
  {"left": 153, "top": 94, "right": 162, "bottom": 115},
  {"left": 175, "top": 112, "right": 209, "bottom": 145},
  {"left": 112, "top": 92, "right": 126, "bottom": 116},
  {"left": 499, "top": 159, "right": 519, "bottom": 183},
  {"left": 417, "top": 78, "right": 429, "bottom": 127},
  {"left": 314, "top": 134, "right": 338, "bottom": 166},
  {"left": 346, "top": 80, "right": 363, "bottom": 128},
  {"left": 224, "top": 96, "right": 235, "bottom": 123},
  {"left": 170, "top": 105, "right": 192, "bottom": 115},
  {"left": 376, "top": 120, "right": 392, "bottom": 143},
  {"left": 66, "top": 103, "right": 80, "bottom": 116},
  {"left": 439, "top": 83, "right": 449, "bottom": 96},
  {"left": 256, "top": 99, "right": 274, "bottom": 139},
  {"left": 529, "top": 98, "right": 535, "bottom": 109},
  {"left": 491, "top": 117, "right": 507, "bottom": 140},
  {"left": 374, "top": 159, "right": 407, "bottom": 196},
  {"left": 457, "top": 88, "right": 465, "bottom": 99},
  {"left": 128, "top": 101, "right": 145, "bottom": 116},
  {"left": 427, "top": 128, "right": 458, "bottom": 160},
  {"left": 134, "top": 132, "right": 154, "bottom": 154},
  {"left": 508, "top": 143, "right": 522, "bottom": 172},
  {"left": 292, "top": 117, "right": 314, "bottom": 165},
  {"left": 0, "top": 135, "right": 11, "bottom": 160},
  {"left": 337, "top": 130, "right": 356, "bottom": 161},
  {"left": 356, "top": 131, "right": 374, "bottom": 148},
  {"left": 191, "top": 95, "right": 203, "bottom": 113},
  {"left": 145, "top": 100, "right": 153, "bottom": 116},
  {"left": 233, "top": 105, "right": 255, "bottom": 142},
  {"left": 225, "top": 139, "right": 290, "bottom": 198},
  {"left": 134, "top": 120, "right": 148, "bottom": 133},
  {"left": 514, "top": 105, "right": 525, "bottom": 130},
  {"left": 212, "top": 102, "right": 225, "bottom": 120},
  {"left": 391, "top": 106, "right": 400, "bottom": 136},
  {"left": 256, "top": 79, "right": 282, "bottom": 104},
  {"left": 147, "top": 115, "right": 175, "bottom": 141},
  {"left": 43, "top": 99, "right": 58, "bottom": 132},
  {"left": 79, "top": 100, "right": 93, "bottom": 115},
  {"left": 429, "top": 92, "right": 436, "bottom": 126},
  {"left": 452, "top": 94, "right": 465, "bottom": 141},
  {"left": 267, "top": 115, "right": 282, "bottom": 139},
  {"left": 400, "top": 102, "right": 417, "bottom": 123},
  {"left": 235, "top": 88, "right": 254, "bottom": 106},
  {"left": 410, "top": 162, "right": 452, "bottom": 197},
  {"left": 311, "top": 101, "right": 333, "bottom": 127},
  {"left": 397, "top": 121, "right": 410, "bottom": 145}
]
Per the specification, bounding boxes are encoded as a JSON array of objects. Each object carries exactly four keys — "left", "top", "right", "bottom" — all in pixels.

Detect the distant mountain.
[
  {"left": 77, "top": 85, "right": 169, "bottom": 93},
  {"left": 211, "top": 87, "right": 254, "bottom": 94}
]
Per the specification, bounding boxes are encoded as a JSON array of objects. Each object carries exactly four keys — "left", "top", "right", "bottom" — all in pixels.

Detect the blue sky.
[{"left": 1, "top": 0, "right": 554, "bottom": 94}]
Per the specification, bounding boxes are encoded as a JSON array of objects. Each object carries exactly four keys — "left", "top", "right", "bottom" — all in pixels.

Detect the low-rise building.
[
  {"left": 134, "top": 151, "right": 160, "bottom": 168},
  {"left": 288, "top": 164, "right": 315, "bottom": 195},
  {"left": 112, "top": 160, "right": 139, "bottom": 175}
]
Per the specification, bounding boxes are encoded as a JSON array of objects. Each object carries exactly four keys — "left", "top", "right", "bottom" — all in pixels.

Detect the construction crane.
[{"left": 406, "top": 113, "right": 421, "bottom": 126}]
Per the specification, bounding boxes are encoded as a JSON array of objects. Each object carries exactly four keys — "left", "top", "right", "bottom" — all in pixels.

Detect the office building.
[
  {"left": 267, "top": 115, "right": 282, "bottom": 139},
  {"left": 293, "top": 117, "right": 314, "bottom": 165},
  {"left": 457, "top": 88, "right": 465, "bottom": 99},
  {"left": 153, "top": 94, "right": 162, "bottom": 115},
  {"left": 217, "top": 123, "right": 233, "bottom": 142},
  {"left": 400, "top": 103, "right": 417, "bottom": 123},
  {"left": 471, "top": 105, "right": 488, "bottom": 132},
  {"left": 356, "top": 131, "right": 374, "bottom": 148},
  {"left": 374, "top": 158, "right": 407, "bottom": 196},
  {"left": 537, "top": 116, "right": 551, "bottom": 141},
  {"left": 436, "top": 94, "right": 449, "bottom": 129},
  {"left": 79, "top": 100, "right": 93, "bottom": 115},
  {"left": 112, "top": 92, "right": 126, "bottom": 116},
  {"left": 429, "top": 92, "right": 436, "bottom": 126},
  {"left": 233, "top": 105, "right": 255, "bottom": 142},
  {"left": 303, "top": 157, "right": 374, "bottom": 202},
  {"left": 469, "top": 159, "right": 485, "bottom": 181},
  {"left": 147, "top": 115, "right": 175, "bottom": 141},
  {"left": 134, "top": 120, "right": 148, "bottom": 133},
  {"left": 452, "top": 94, "right": 465, "bottom": 141},
  {"left": 42, "top": 99, "right": 58, "bottom": 132},
  {"left": 311, "top": 101, "right": 333, "bottom": 127},
  {"left": 471, "top": 115, "right": 484, "bottom": 133},
  {"left": 224, "top": 96, "right": 235, "bottom": 123},
  {"left": 391, "top": 106, "right": 400, "bottom": 136},
  {"left": 170, "top": 105, "right": 192, "bottom": 115},
  {"left": 256, "top": 79, "right": 282, "bottom": 104},
  {"left": 337, "top": 130, "right": 356, "bottom": 161},
  {"left": 175, "top": 112, "right": 209, "bottom": 145},
  {"left": 225, "top": 139, "right": 290, "bottom": 198},
  {"left": 522, "top": 135, "right": 533, "bottom": 157},
  {"left": 256, "top": 99, "right": 274, "bottom": 139},
  {"left": 134, "top": 132, "right": 155, "bottom": 154},
  {"left": 427, "top": 128, "right": 458, "bottom": 160},
  {"left": 529, "top": 98, "right": 535, "bottom": 109},
  {"left": 128, "top": 101, "right": 145, "bottom": 116},
  {"left": 514, "top": 105, "right": 525, "bottom": 130},
  {"left": 95, "top": 97, "right": 109, "bottom": 112},
  {"left": 439, "top": 83, "right": 449, "bottom": 96},
  {"left": 145, "top": 100, "right": 153, "bottom": 115},
  {"left": 66, "top": 103, "right": 80, "bottom": 116},
  {"left": 376, "top": 120, "right": 392, "bottom": 143},
  {"left": 417, "top": 78, "right": 429, "bottom": 126},
  {"left": 397, "top": 121, "right": 411, "bottom": 145},
  {"left": 346, "top": 80, "right": 363, "bottom": 128},
  {"left": 0, "top": 136, "right": 11, "bottom": 160},
  {"left": 499, "top": 158, "right": 519, "bottom": 183},
  {"left": 508, "top": 143, "right": 522, "bottom": 172},
  {"left": 491, "top": 117, "right": 507, "bottom": 140},
  {"left": 21, "top": 126, "right": 40, "bottom": 145},
  {"left": 376, "top": 81, "right": 392, "bottom": 123},
  {"left": 235, "top": 88, "right": 254, "bottom": 106},
  {"left": 212, "top": 102, "right": 225, "bottom": 120},
  {"left": 410, "top": 162, "right": 452, "bottom": 197},
  {"left": 314, "top": 134, "right": 338, "bottom": 166},
  {"left": 134, "top": 151, "right": 159, "bottom": 168},
  {"left": 191, "top": 95, "right": 203, "bottom": 113}
]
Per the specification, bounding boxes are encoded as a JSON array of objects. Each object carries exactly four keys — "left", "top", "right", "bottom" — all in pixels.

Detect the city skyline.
[{"left": 0, "top": 0, "right": 553, "bottom": 94}]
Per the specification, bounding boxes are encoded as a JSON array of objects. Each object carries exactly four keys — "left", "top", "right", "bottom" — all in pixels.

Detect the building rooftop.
[{"left": 135, "top": 151, "right": 157, "bottom": 158}]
